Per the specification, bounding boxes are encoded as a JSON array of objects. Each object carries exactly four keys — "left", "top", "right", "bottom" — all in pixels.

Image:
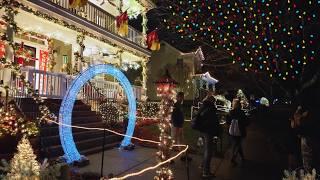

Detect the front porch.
[
  {"left": 1, "top": 0, "right": 150, "bottom": 100},
  {"left": 9, "top": 66, "right": 146, "bottom": 101}
]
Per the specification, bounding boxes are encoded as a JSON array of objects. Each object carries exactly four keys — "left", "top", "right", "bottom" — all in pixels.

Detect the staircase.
[{"left": 17, "top": 98, "right": 122, "bottom": 159}]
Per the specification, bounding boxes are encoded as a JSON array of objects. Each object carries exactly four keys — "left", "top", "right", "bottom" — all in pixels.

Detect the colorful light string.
[{"left": 164, "top": 0, "right": 319, "bottom": 80}]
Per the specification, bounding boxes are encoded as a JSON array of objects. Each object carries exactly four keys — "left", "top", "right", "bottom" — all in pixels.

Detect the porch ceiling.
[
  {"left": 20, "top": 0, "right": 151, "bottom": 58},
  {"left": 10, "top": 10, "right": 143, "bottom": 62}
]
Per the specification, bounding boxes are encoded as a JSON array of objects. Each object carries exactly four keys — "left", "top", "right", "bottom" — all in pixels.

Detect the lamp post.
[{"left": 154, "top": 70, "right": 177, "bottom": 180}]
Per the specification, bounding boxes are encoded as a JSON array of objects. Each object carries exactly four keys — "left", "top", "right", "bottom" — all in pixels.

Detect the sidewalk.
[{"left": 79, "top": 119, "right": 286, "bottom": 179}]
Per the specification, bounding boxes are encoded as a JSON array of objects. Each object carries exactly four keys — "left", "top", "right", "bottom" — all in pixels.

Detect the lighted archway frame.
[{"left": 59, "top": 64, "right": 136, "bottom": 163}]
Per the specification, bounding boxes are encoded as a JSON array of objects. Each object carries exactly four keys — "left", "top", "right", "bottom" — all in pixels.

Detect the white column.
[
  {"left": 141, "top": 58, "right": 148, "bottom": 97},
  {"left": 141, "top": 9, "right": 148, "bottom": 48}
]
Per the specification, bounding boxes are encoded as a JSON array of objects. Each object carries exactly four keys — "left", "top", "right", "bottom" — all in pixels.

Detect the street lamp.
[
  {"left": 155, "top": 70, "right": 178, "bottom": 96},
  {"left": 154, "top": 70, "right": 177, "bottom": 180}
]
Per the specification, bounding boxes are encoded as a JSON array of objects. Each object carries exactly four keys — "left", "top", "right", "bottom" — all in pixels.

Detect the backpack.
[{"left": 229, "top": 119, "right": 241, "bottom": 136}]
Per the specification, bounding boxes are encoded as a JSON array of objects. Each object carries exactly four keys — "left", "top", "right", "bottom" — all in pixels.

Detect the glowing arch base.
[{"left": 59, "top": 64, "right": 137, "bottom": 163}]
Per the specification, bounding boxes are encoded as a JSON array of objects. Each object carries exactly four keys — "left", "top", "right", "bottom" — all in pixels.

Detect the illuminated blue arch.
[{"left": 59, "top": 64, "right": 136, "bottom": 163}]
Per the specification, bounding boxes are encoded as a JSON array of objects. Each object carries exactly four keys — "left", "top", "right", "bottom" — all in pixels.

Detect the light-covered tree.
[
  {"left": 6, "top": 136, "right": 40, "bottom": 179},
  {"left": 237, "top": 89, "right": 249, "bottom": 109}
]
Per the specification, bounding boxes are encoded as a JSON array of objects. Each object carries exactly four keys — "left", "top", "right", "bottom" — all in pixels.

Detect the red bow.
[
  {"left": 116, "top": 11, "right": 128, "bottom": 28},
  {"left": 147, "top": 30, "right": 160, "bottom": 51},
  {"left": 0, "top": 41, "right": 5, "bottom": 58},
  {"left": 69, "top": 0, "right": 88, "bottom": 8}
]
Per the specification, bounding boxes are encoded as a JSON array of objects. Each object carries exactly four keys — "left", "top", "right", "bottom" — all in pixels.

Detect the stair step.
[
  {"left": 71, "top": 116, "right": 102, "bottom": 124},
  {"left": 41, "top": 130, "right": 114, "bottom": 146},
  {"left": 45, "top": 105, "right": 92, "bottom": 112},
  {"left": 41, "top": 122, "right": 106, "bottom": 136},
  {"left": 17, "top": 98, "right": 92, "bottom": 112},
  {"left": 72, "top": 111, "right": 99, "bottom": 117},
  {"left": 47, "top": 135, "right": 122, "bottom": 157},
  {"left": 15, "top": 97, "right": 121, "bottom": 159},
  {"left": 22, "top": 111, "right": 99, "bottom": 118},
  {"left": 76, "top": 135, "right": 122, "bottom": 151},
  {"left": 81, "top": 142, "right": 120, "bottom": 155}
]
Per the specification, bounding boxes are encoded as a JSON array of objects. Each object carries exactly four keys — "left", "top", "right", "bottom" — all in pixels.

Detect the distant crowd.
[
  {"left": 171, "top": 89, "right": 250, "bottom": 178},
  {"left": 171, "top": 87, "right": 320, "bottom": 178}
]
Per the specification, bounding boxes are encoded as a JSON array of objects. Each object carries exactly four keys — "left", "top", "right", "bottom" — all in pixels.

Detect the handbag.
[{"left": 229, "top": 119, "right": 241, "bottom": 136}]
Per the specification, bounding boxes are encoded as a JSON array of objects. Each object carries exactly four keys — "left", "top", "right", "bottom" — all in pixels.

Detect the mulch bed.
[{"left": 132, "top": 119, "right": 159, "bottom": 148}]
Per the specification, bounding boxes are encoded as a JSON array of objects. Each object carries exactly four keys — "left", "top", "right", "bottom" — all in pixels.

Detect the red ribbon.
[
  {"left": 147, "top": 30, "right": 159, "bottom": 48},
  {"left": 116, "top": 11, "right": 128, "bottom": 28}
]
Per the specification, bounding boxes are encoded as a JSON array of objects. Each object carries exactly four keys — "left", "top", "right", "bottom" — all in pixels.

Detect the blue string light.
[{"left": 59, "top": 64, "right": 137, "bottom": 163}]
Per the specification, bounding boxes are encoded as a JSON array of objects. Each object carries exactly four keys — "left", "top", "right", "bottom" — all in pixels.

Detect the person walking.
[
  {"left": 227, "top": 98, "right": 249, "bottom": 166},
  {"left": 171, "top": 92, "right": 184, "bottom": 146},
  {"left": 192, "top": 91, "right": 220, "bottom": 178},
  {"left": 171, "top": 92, "right": 191, "bottom": 161},
  {"left": 291, "top": 101, "right": 320, "bottom": 172}
]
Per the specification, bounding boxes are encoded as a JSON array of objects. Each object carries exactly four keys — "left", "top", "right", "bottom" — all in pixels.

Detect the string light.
[
  {"left": 58, "top": 64, "right": 137, "bottom": 163},
  {"left": 109, "top": 145, "right": 188, "bottom": 180},
  {"left": 138, "top": 102, "right": 160, "bottom": 119},
  {"left": 99, "top": 101, "right": 120, "bottom": 124},
  {"left": 236, "top": 89, "right": 249, "bottom": 109},
  {"left": 154, "top": 71, "right": 178, "bottom": 180},
  {"left": 47, "top": 38, "right": 56, "bottom": 72},
  {"left": 45, "top": 119, "right": 188, "bottom": 180},
  {"left": 0, "top": 0, "right": 58, "bottom": 128},
  {"left": 73, "top": 32, "right": 86, "bottom": 74},
  {"left": 0, "top": 3, "right": 187, "bottom": 178},
  {"left": 164, "top": 0, "right": 319, "bottom": 80},
  {"left": 6, "top": 1, "right": 149, "bottom": 59},
  {"left": 6, "top": 136, "right": 41, "bottom": 179},
  {"left": 0, "top": 103, "right": 38, "bottom": 137}
]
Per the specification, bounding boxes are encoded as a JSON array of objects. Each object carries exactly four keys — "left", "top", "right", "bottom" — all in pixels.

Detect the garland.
[
  {"left": 0, "top": 0, "right": 57, "bottom": 126},
  {"left": 73, "top": 31, "right": 86, "bottom": 74},
  {"left": 0, "top": 0, "right": 19, "bottom": 48},
  {"left": 48, "top": 38, "right": 56, "bottom": 72},
  {"left": 0, "top": 0, "right": 150, "bottom": 128},
  {"left": 72, "top": 32, "right": 109, "bottom": 97},
  {"left": 17, "top": 2, "right": 149, "bottom": 59}
]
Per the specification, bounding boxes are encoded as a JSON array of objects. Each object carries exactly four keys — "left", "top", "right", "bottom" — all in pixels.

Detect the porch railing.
[
  {"left": 10, "top": 67, "right": 145, "bottom": 101},
  {"left": 48, "top": 0, "right": 143, "bottom": 46}
]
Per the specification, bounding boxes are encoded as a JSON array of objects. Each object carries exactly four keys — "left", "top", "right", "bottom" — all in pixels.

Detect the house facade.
[
  {"left": 0, "top": 0, "right": 155, "bottom": 101},
  {"left": 147, "top": 41, "right": 203, "bottom": 101}
]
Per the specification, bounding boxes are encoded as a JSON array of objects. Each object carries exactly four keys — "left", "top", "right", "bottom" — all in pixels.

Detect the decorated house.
[
  {"left": 0, "top": 0, "right": 155, "bottom": 100},
  {"left": 0, "top": 0, "right": 156, "bottom": 160},
  {"left": 147, "top": 41, "right": 204, "bottom": 101}
]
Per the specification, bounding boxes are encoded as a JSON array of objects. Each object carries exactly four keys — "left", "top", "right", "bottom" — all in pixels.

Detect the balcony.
[{"left": 25, "top": 0, "right": 149, "bottom": 54}]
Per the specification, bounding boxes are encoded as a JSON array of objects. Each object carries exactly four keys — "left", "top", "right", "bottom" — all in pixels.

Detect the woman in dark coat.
[
  {"left": 198, "top": 95, "right": 220, "bottom": 178},
  {"left": 227, "top": 98, "right": 249, "bottom": 166}
]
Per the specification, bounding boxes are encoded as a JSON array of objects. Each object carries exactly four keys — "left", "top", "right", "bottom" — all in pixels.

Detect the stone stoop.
[{"left": 17, "top": 98, "right": 122, "bottom": 159}]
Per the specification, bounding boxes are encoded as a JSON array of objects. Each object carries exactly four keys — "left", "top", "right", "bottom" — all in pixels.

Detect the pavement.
[{"left": 78, "top": 118, "right": 287, "bottom": 180}]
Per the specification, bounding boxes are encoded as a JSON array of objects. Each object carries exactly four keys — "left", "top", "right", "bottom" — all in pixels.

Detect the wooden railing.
[
  {"left": 86, "top": 78, "right": 146, "bottom": 101},
  {"left": 10, "top": 67, "right": 70, "bottom": 99},
  {"left": 48, "top": 0, "right": 143, "bottom": 46},
  {"left": 10, "top": 67, "right": 146, "bottom": 101}
]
